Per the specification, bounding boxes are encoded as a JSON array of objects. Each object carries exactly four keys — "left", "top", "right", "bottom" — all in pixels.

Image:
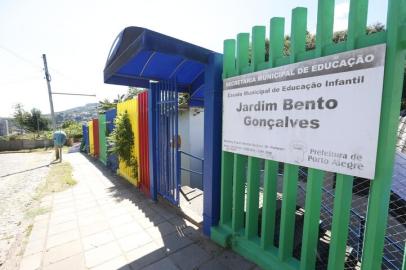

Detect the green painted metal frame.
[
  {"left": 98, "top": 114, "right": 107, "bottom": 165},
  {"left": 211, "top": 0, "right": 406, "bottom": 269}
]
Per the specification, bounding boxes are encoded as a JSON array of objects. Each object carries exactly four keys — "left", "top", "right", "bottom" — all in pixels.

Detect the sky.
[{"left": 0, "top": 0, "right": 388, "bottom": 117}]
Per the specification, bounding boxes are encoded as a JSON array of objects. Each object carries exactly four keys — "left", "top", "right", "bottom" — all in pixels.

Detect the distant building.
[{"left": 0, "top": 119, "right": 9, "bottom": 136}]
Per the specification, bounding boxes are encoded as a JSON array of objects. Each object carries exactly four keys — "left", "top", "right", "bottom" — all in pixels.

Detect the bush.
[
  {"left": 61, "top": 121, "right": 82, "bottom": 140},
  {"left": 107, "top": 111, "right": 138, "bottom": 179}
]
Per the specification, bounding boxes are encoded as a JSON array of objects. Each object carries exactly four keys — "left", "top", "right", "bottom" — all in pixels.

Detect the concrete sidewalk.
[{"left": 18, "top": 152, "right": 259, "bottom": 270}]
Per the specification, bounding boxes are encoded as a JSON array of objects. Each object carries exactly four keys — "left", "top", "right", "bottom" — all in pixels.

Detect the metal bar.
[
  {"left": 218, "top": 38, "right": 237, "bottom": 227},
  {"left": 157, "top": 100, "right": 177, "bottom": 105},
  {"left": 232, "top": 154, "right": 247, "bottom": 233},
  {"left": 140, "top": 52, "right": 156, "bottom": 76},
  {"left": 299, "top": 169, "right": 324, "bottom": 270},
  {"left": 202, "top": 52, "right": 223, "bottom": 235},
  {"left": 278, "top": 163, "right": 299, "bottom": 261},
  {"left": 251, "top": 25, "right": 266, "bottom": 70},
  {"left": 299, "top": 1, "right": 332, "bottom": 268},
  {"left": 170, "top": 79, "right": 178, "bottom": 198},
  {"left": 190, "top": 84, "right": 204, "bottom": 100},
  {"left": 260, "top": 160, "right": 278, "bottom": 249},
  {"left": 361, "top": 0, "right": 406, "bottom": 268},
  {"left": 52, "top": 92, "right": 96, "bottom": 97},
  {"left": 358, "top": 217, "right": 366, "bottom": 259},
  {"left": 178, "top": 150, "right": 204, "bottom": 161},
  {"left": 244, "top": 26, "right": 264, "bottom": 240},
  {"left": 169, "top": 58, "right": 187, "bottom": 79},
  {"left": 165, "top": 80, "right": 170, "bottom": 198},
  {"left": 259, "top": 17, "right": 285, "bottom": 250},
  {"left": 278, "top": 7, "right": 306, "bottom": 262},
  {"left": 175, "top": 79, "right": 180, "bottom": 204},
  {"left": 327, "top": 174, "right": 354, "bottom": 270},
  {"left": 180, "top": 167, "right": 203, "bottom": 175},
  {"left": 157, "top": 82, "right": 163, "bottom": 195},
  {"left": 220, "top": 151, "right": 233, "bottom": 225},
  {"left": 245, "top": 156, "right": 260, "bottom": 239}
]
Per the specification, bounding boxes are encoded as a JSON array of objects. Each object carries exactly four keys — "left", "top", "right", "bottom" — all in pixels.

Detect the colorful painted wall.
[
  {"left": 117, "top": 98, "right": 140, "bottom": 186},
  {"left": 98, "top": 114, "right": 107, "bottom": 165},
  {"left": 88, "top": 120, "right": 94, "bottom": 155},
  {"left": 106, "top": 108, "right": 118, "bottom": 172}
]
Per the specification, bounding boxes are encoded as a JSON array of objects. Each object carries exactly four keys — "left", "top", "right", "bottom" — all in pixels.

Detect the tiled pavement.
[{"left": 19, "top": 152, "right": 259, "bottom": 270}]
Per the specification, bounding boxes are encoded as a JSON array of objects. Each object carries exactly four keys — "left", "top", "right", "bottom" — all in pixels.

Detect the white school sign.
[{"left": 222, "top": 44, "right": 386, "bottom": 179}]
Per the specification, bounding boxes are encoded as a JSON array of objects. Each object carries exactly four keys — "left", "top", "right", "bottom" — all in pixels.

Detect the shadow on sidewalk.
[
  {"left": 78, "top": 152, "right": 234, "bottom": 270},
  {"left": 0, "top": 164, "right": 51, "bottom": 178}
]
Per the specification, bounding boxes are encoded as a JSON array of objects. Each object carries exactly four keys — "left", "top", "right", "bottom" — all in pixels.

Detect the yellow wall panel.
[
  {"left": 88, "top": 121, "right": 94, "bottom": 155},
  {"left": 117, "top": 98, "right": 140, "bottom": 186}
]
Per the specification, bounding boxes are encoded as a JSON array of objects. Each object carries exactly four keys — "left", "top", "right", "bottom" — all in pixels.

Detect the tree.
[
  {"left": 12, "top": 104, "right": 49, "bottom": 136},
  {"left": 62, "top": 120, "right": 82, "bottom": 139},
  {"left": 98, "top": 98, "right": 116, "bottom": 114},
  {"left": 26, "top": 108, "right": 49, "bottom": 133},
  {"left": 125, "top": 87, "right": 144, "bottom": 100},
  {"left": 97, "top": 87, "right": 146, "bottom": 114},
  {"left": 264, "top": 23, "right": 386, "bottom": 58},
  {"left": 263, "top": 24, "right": 406, "bottom": 112},
  {"left": 13, "top": 103, "right": 29, "bottom": 134}
]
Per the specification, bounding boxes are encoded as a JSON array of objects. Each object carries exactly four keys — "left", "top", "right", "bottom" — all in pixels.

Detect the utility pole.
[{"left": 42, "top": 54, "right": 59, "bottom": 159}]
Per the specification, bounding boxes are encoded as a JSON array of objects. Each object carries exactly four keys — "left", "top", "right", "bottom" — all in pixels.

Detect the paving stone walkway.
[
  {"left": 0, "top": 151, "right": 53, "bottom": 268},
  {"left": 19, "top": 152, "right": 259, "bottom": 270}
]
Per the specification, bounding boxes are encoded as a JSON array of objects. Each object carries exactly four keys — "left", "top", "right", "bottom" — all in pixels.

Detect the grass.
[
  {"left": 25, "top": 206, "right": 51, "bottom": 220},
  {"left": 39, "top": 161, "right": 77, "bottom": 194},
  {"left": 25, "top": 224, "right": 33, "bottom": 237},
  {"left": 26, "top": 161, "right": 77, "bottom": 220}
]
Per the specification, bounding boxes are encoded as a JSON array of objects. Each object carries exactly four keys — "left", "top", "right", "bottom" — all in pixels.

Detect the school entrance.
[{"left": 103, "top": 27, "right": 222, "bottom": 232}]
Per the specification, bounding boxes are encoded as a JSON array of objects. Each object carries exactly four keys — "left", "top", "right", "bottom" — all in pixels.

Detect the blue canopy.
[{"left": 104, "top": 27, "right": 217, "bottom": 105}]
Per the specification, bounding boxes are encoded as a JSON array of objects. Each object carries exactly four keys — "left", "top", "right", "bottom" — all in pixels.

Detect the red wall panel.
[
  {"left": 92, "top": 119, "right": 100, "bottom": 158},
  {"left": 138, "top": 91, "right": 150, "bottom": 196}
]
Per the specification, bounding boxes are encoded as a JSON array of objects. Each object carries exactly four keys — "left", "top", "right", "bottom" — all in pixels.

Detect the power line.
[
  {"left": 0, "top": 74, "right": 43, "bottom": 86},
  {"left": 0, "top": 45, "right": 43, "bottom": 71}
]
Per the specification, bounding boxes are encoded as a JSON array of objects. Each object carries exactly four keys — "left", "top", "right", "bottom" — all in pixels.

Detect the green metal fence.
[{"left": 211, "top": 0, "right": 406, "bottom": 269}]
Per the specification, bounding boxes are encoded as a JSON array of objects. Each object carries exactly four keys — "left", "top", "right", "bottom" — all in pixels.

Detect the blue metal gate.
[{"left": 153, "top": 80, "right": 180, "bottom": 205}]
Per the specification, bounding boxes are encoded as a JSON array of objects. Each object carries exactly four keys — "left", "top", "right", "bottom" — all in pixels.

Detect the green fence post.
[
  {"left": 269, "top": 18, "right": 285, "bottom": 66},
  {"left": 326, "top": 0, "right": 370, "bottom": 269},
  {"left": 232, "top": 154, "right": 247, "bottom": 233},
  {"left": 245, "top": 157, "right": 260, "bottom": 239},
  {"left": 259, "top": 17, "right": 285, "bottom": 251},
  {"left": 219, "top": 39, "right": 236, "bottom": 227},
  {"left": 220, "top": 151, "right": 233, "bottom": 226},
  {"left": 361, "top": 0, "right": 406, "bottom": 269},
  {"left": 298, "top": 2, "right": 335, "bottom": 269},
  {"left": 278, "top": 7, "right": 307, "bottom": 262},
  {"left": 236, "top": 33, "right": 250, "bottom": 74},
  {"left": 231, "top": 32, "right": 250, "bottom": 234},
  {"left": 299, "top": 169, "right": 324, "bottom": 270},
  {"left": 260, "top": 160, "right": 279, "bottom": 249},
  {"left": 244, "top": 26, "right": 265, "bottom": 240},
  {"left": 328, "top": 175, "right": 354, "bottom": 270}
]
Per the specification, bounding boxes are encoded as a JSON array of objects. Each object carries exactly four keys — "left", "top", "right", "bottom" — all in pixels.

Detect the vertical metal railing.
[{"left": 155, "top": 80, "right": 180, "bottom": 205}]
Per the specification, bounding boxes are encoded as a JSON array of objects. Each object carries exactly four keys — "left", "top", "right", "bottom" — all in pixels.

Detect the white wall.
[{"left": 178, "top": 107, "right": 204, "bottom": 189}]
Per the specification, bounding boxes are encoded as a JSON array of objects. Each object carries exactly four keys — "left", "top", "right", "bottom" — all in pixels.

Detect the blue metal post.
[
  {"left": 203, "top": 53, "right": 223, "bottom": 236},
  {"left": 174, "top": 80, "right": 180, "bottom": 205},
  {"left": 148, "top": 84, "right": 158, "bottom": 201}
]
